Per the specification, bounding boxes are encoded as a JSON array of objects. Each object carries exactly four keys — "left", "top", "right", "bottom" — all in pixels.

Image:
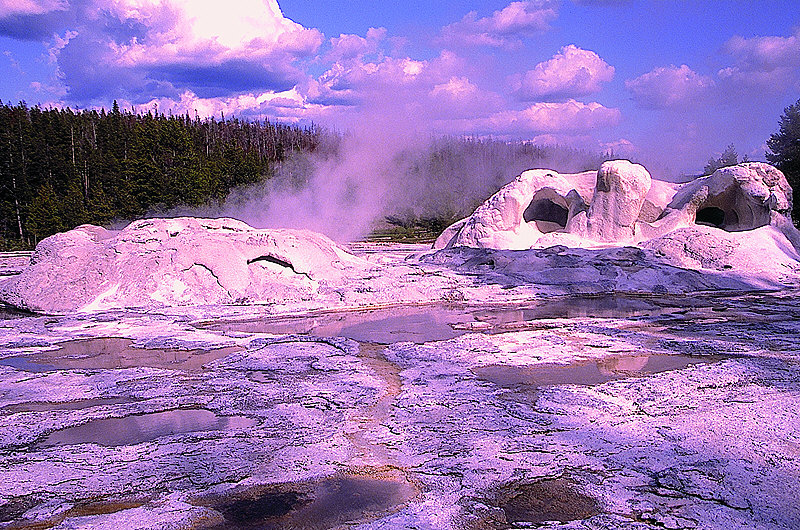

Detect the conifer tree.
[{"left": 767, "top": 99, "right": 800, "bottom": 225}]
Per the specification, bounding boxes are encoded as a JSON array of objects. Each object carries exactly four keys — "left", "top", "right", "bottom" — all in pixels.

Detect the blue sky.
[{"left": 1, "top": 0, "right": 799, "bottom": 175}]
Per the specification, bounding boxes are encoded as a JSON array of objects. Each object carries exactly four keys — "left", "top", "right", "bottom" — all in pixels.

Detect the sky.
[{"left": 1, "top": 0, "right": 799, "bottom": 176}]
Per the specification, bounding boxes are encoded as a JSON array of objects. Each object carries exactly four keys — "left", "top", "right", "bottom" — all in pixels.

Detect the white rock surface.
[
  {"left": 0, "top": 253, "right": 799, "bottom": 529},
  {"left": 434, "top": 161, "right": 800, "bottom": 287},
  {"left": 0, "top": 217, "right": 368, "bottom": 313},
  {"left": 585, "top": 160, "right": 652, "bottom": 241},
  {"left": 437, "top": 161, "right": 797, "bottom": 248},
  {"left": 433, "top": 169, "right": 596, "bottom": 250}
]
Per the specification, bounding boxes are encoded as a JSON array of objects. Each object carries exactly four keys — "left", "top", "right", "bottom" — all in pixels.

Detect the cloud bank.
[
  {"left": 2, "top": 0, "right": 798, "bottom": 182},
  {"left": 625, "top": 64, "right": 714, "bottom": 109},
  {"left": 440, "top": 1, "right": 559, "bottom": 50}
]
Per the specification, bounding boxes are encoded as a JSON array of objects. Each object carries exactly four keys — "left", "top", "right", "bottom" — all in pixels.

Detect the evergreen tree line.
[
  {"left": 0, "top": 101, "right": 323, "bottom": 249},
  {"left": 767, "top": 98, "right": 800, "bottom": 225},
  {"left": 384, "top": 136, "right": 611, "bottom": 233},
  {"left": 6, "top": 97, "right": 796, "bottom": 248}
]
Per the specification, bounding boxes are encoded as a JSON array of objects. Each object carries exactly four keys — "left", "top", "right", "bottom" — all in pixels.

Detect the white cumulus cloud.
[
  {"left": 440, "top": 0, "right": 558, "bottom": 49},
  {"left": 718, "top": 29, "right": 800, "bottom": 90},
  {"left": 625, "top": 64, "right": 714, "bottom": 108},
  {"left": 1, "top": 0, "right": 324, "bottom": 104},
  {"left": 0, "top": 0, "right": 66, "bottom": 17},
  {"left": 475, "top": 99, "right": 621, "bottom": 135},
  {"left": 510, "top": 44, "right": 615, "bottom": 100}
]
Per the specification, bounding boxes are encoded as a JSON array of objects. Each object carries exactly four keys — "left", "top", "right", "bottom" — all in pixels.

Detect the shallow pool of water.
[
  {"left": 198, "top": 295, "right": 673, "bottom": 345},
  {"left": 475, "top": 353, "right": 727, "bottom": 388},
  {"left": 488, "top": 478, "right": 600, "bottom": 526},
  {"left": 197, "top": 472, "right": 417, "bottom": 529},
  {"left": 0, "top": 338, "right": 242, "bottom": 372},
  {"left": 35, "top": 409, "right": 257, "bottom": 448}
]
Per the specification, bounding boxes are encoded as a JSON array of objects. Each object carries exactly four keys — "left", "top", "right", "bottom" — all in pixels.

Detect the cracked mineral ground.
[{"left": 0, "top": 244, "right": 798, "bottom": 530}]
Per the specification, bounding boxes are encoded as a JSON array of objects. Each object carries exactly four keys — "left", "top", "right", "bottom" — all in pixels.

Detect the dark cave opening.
[
  {"left": 524, "top": 199, "right": 568, "bottom": 232},
  {"left": 695, "top": 206, "right": 733, "bottom": 229}
]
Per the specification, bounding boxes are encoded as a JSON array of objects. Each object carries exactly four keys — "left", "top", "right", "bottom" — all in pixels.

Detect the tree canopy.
[
  {"left": 0, "top": 101, "right": 322, "bottom": 248},
  {"left": 704, "top": 143, "right": 742, "bottom": 175},
  {"left": 767, "top": 98, "right": 800, "bottom": 224}
]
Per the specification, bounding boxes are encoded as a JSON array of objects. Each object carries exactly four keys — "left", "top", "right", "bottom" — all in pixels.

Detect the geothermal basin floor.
[{"left": 0, "top": 247, "right": 798, "bottom": 529}]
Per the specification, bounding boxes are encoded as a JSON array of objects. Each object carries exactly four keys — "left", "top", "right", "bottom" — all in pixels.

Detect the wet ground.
[
  {"left": 193, "top": 471, "right": 418, "bottom": 530},
  {"left": 0, "top": 287, "right": 798, "bottom": 529},
  {"left": 0, "top": 338, "right": 243, "bottom": 372},
  {"left": 473, "top": 353, "right": 728, "bottom": 389},
  {"left": 195, "top": 294, "right": 682, "bottom": 343},
  {"left": 35, "top": 409, "right": 258, "bottom": 448}
]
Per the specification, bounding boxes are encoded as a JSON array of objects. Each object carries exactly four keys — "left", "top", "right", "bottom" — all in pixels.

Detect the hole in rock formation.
[
  {"left": 474, "top": 354, "right": 728, "bottom": 389},
  {"left": 0, "top": 305, "right": 33, "bottom": 320},
  {"left": 247, "top": 254, "right": 312, "bottom": 280},
  {"left": 686, "top": 180, "right": 772, "bottom": 232},
  {"left": 34, "top": 409, "right": 257, "bottom": 448},
  {"left": 247, "top": 254, "right": 294, "bottom": 269},
  {"left": 524, "top": 198, "right": 569, "bottom": 233},
  {"left": 194, "top": 472, "right": 417, "bottom": 529},
  {"left": 488, "top": 478, "right": 600, "bottom": 526},
  {"left": 0, "top": 338, "right": 242, "bottom": 372},
  {"left": 695, "top": 207, "right": 728, "bottom": 228}
]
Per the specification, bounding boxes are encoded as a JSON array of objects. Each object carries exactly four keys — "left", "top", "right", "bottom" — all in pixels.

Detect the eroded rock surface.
[
  {"left": 0, "top": 217, "right": 369, "bottom": 313},
  {"left": 0, "top": 286, "right": 798, "bottom": 529},
  {"left": 663, "top": 162, "right": 793, "bottom": 232},
  {"left": 434, "top": 161, "right": 800, "bottom": 289},
  {"left": 584, "top": 160, "right": 652, "bottom": 241}
]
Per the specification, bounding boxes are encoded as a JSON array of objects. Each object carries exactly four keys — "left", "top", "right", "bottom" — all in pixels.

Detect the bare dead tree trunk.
[
  {"left": 71, "top": 126, "right": 76, "bottom": 167},
  {"left": 10, "top": 171, "right": 23, "bottom": 241}
]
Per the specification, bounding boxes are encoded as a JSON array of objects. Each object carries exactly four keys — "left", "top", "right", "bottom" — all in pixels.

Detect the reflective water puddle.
[
  {"left": 198, "top": 295, "right": 673, "bottom": 345},
  {"left": 0, "top": 338, "right": 242, "bottom": 372},
  {"left": 0, "top": 494, "right": 149, "bottom": 528},
  {"left": 195, "top": 471, "right": 417, "bottom": 529},
  {"left": 475, "top": 353, "right": 727, "bottom": 388},
  {"left": 35, "top": 409, "right": 257, "bottom": 448}
]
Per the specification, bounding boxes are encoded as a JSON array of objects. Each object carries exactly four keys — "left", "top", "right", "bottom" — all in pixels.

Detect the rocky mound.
[
  {"left": 436, "top": 161, "right": 797, "bottom": 249},
  {"left": 0, "top": 218, "right": 368, "bottom": 313},
  {"left": 433, "top": 161, "right": 800, "bottom": 286}
]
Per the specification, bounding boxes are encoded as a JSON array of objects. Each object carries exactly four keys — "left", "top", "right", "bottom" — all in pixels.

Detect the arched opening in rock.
[
  {"left": 692, "top": 195, "right": 751, "bottom": 231},
  {"left": 695, "top": 207, "right": 727, "bottom": 228},
  {"left": 524, "top": 194, "right": 569, "bottom": 233},
  {"left": 686, "top": 183, "right": 773, "bottom": 232}
]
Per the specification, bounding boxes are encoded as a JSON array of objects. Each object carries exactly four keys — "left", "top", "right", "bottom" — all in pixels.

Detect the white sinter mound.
[
  {"left": 434, "top": 160, "right": 800, "bottom": 286},
  {"left": 0, "top": 217, "right": 367, "bottom": 313}
]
